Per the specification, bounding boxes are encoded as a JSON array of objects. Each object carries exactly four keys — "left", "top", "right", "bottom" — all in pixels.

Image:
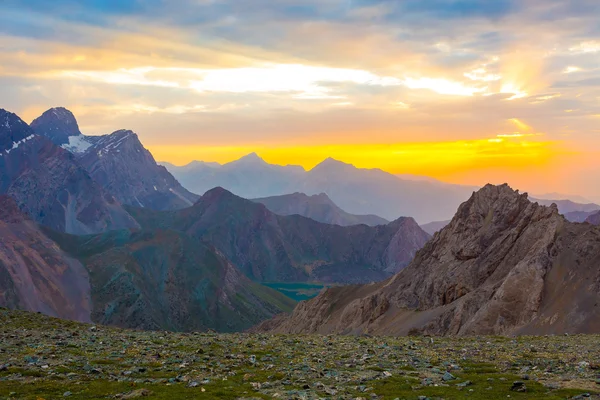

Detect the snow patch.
[
  {"left": 62, "top": 135, "right": 93, "bottom": 154},
  {"left": 1, "top": 134, "right": 35, "bottom": 156}
]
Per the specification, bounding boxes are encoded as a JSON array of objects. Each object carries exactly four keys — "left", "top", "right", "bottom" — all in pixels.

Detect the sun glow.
[{"left": 149, "top": 136, "right": 560, "bottom": 185}]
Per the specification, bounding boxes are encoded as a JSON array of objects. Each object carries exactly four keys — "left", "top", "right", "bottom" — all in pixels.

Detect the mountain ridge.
[
  {"left": 124, "top": 187, "right": 430, "bottom": 284},
  {"left": 255, "top": 184, "right": 600, "bottom": 336},
  {"left": 252, "top": 192, "right": 389, "bottom": 226}
]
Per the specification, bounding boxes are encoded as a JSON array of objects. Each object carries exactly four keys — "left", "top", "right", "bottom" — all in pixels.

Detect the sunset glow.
[{"left": 1, "top": 0, "right": 599, "bottom": 200}]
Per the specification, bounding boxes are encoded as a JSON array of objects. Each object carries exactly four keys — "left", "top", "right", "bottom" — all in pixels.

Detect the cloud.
[{"left": 1, "top": 0, "right": 599, "bottom": 199}]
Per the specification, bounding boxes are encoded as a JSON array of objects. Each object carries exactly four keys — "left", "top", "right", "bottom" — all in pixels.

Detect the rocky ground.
[{"left": 0, "top": 309, "right": 599, "bottom": 400}]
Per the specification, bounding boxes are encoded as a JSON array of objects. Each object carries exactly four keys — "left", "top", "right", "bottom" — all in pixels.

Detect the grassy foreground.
[{"left": 0, "top": 308, "right": 598, "bottom": 399}]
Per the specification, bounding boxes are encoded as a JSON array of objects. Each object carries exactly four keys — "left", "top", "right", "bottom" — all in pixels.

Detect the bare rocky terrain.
[
  {"left": 257, "top": 184, "right": 600, "bottom": 336},
  {"left": 0, "top": 309, "right": 598, "bottom": 399}
]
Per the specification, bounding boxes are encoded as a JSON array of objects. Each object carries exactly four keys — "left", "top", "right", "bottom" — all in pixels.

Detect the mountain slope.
[
  {"left": 586, "top": 211, "right": 600, "bottom": 225},
  {"left": 0, "top": 194, "right": 294, "bottom": 332},
  {"left": 78, "top": 129, "right": 198, "bottom": 210},
  {"left": 564, "top": 210, "right": 600, "bottom": 223},
  {"left": 0, "top": 109, "right": 138, "bottom": 234},
  {"left": 256, "top": 184, "right": 600, "bottom": 336},
  {"left": 32, "top": 108, "right": 198, "bottom": 211},
  {"left": 252, "top": 192, "right": 388, "bottom": 226},
  {"left": 125, "top": 187, "right": 430, "bottom": 284},
  {"left": 46, "top": 228, "right": 295, "bottom": 332},
  {"left": 0, "top": 196, "right": 91, "bottom": 322},
  {"left": 420, "top": 220, "right": 451, "bottom": 235}
]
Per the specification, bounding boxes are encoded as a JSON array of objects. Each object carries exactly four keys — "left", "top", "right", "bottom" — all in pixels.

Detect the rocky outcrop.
[
  {"left": 253, "top": 192, "right": 389, "bottom": 226},
  {"left": 126, "top": 187, "right": 430, "bottom": 284},
  {"left": 0, "top": 196, "right": 92, "bottom": 322},
  {"left": 0, "top": 109, "right": 139, "bottom": 234},
  {"left": 256, "top": 184, "right": 600, "bottom": 336},
  {"left": 78, "top": 129, "right": 198, "bottom": 210}
]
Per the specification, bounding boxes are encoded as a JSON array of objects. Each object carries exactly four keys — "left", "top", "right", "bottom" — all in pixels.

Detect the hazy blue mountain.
[{"left": 253, "top": 192, "right": 389, "bottom": 226}]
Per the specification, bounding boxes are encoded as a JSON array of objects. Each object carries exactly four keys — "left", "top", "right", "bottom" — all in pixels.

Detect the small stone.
[
  {"left": 456, "top": 380, "right": 472, "bottom": 387},
  {"left": 63, "top": 391, "right": 72, "bottom": 397},
  {"left": 442, "top": 371, "right": 456, "bottom": 381},
  {"left": 510, "top": 381, "right": 527, "bottom": 392}
]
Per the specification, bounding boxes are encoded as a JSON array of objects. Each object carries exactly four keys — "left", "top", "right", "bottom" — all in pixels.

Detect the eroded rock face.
[
  {"left": 0, "top": 196, "right": 91, "bottom": 322},
  {"left": 256, "top": 184, "right": 600, "bottom": 336},
  {"left": 0, "top": 109, "right": 139, "bottom": 234}
]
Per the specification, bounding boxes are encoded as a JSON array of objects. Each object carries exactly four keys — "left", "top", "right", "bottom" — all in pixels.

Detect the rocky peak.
[
  {"left": 311, "top": 157, "right": 353, "bottom": 173},
  {"left": 0, "top": 109, "right": 36, "bottom": 154},
  {"left": 228, "top": 152, "right": 267, "bottom": 167},
  {"left": 79, "top": 128, "right": 198, "bottom": 210},
  {"left": 258, "top": 183, "right": 600, "bottom": 336},
  {"left": 30, "top": 107, "right": 82, "bottom": 146}
]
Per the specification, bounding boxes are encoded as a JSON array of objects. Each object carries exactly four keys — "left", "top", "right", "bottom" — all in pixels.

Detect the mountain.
[
  {"left": 78, "top": 129, "right": 199, "bottom": 210},
  {"left": 0, "top": 195, "right": 294, "bottom": 332},
  {"left": 420, "top": 220, "right": 451, "bottom": 235},
  {"left": 32, "top": 108, "right": 199, "bottom": 211},
  {"left": 531, "top": 197, "right": 600, "bottom": 214},
  {"left": 564, "top": 210, "right": 600, "bottom": 223},
  {"left": 45, "top": 228, "right": 296, "bottom": 332},
  {"left": 586, "top": 211, "right": 600, "bottom": 225},
  {"left": 30, "top": 107, "right": 97, "bottom": 153},
  {"left": 125, "top": 187, "right": 430, "bottom": 284},
  {"left": 0, "top": 195, "right": 91, "bottom": 322},
  {"left": 256, "top": 184, "right": 600, "bottom": 336},
  {"left": 252, "top": 192, "right": 389, "bottom": 226},
  {"left": 0, "top": 109, "right": 138, "bottom": 234},
  {"left": 164, "top": 155, "right": 479, "bottom": 223},
  {"left": 163, "top": 153, "right": 305, "bottom": 198}
]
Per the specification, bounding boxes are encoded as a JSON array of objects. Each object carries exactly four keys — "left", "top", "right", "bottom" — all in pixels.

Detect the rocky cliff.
[{"left": 256, "top": 184, "right": 600, "bottom": 335}]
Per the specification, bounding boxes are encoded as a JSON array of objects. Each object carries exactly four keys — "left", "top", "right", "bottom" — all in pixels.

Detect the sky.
[{"left": 1, "top": 0, "right": 599, "bottom": 200}]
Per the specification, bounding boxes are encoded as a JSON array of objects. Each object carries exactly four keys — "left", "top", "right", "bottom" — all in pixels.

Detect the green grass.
[{"left": 368, "top": 371, "right": 596, "bottom": 400}]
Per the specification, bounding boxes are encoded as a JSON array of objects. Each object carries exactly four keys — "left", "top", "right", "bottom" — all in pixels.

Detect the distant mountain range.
[
  {"left": 162, "top": 155, "right": 479, "bottom": 224},
  {"left": 257, "top": 184, "right": 600, "bottom": 336},
  {"left": 252, "top": 192, "right": 389, "bottom": 226},
  {"left": 0, "top": 195, "right": 294, "bottom": 332},
  {"left": 125, "top": 187, "right": 430, "bottom": 284}
]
